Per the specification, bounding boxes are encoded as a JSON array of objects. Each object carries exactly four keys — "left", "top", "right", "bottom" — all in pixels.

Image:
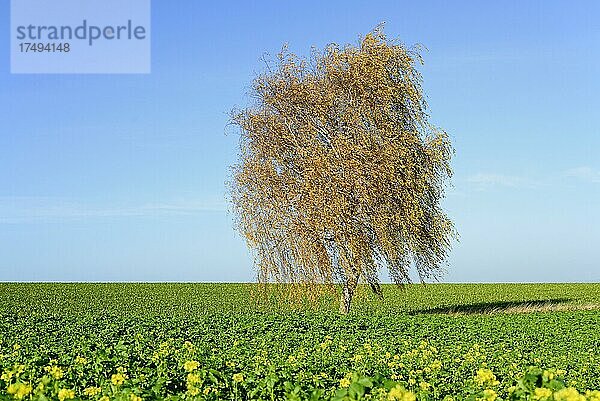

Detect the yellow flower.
[
  {"left": 75, "top": 356, "right": 88, "bottom": 365},
  {"left": 320, "top": 337, "right": 333, "bottom": 349},
  {"left": 203, "top": 387, "right": 211, "bottom": 395},
  {"left": 83, "top": 387, "right": 102, "bottom": 396},
  {"left": 475, "top": 369, "right": 499, "bottom": 386},
  {"left": 483, "top": 389, "right": 497, "bottom": 401},
  {"left": 184, "top": 360, "right": 199, "bottom": 372},
  {"left": 586, "top": 391, "right": 600, "bottom": 401},
  {"left": 1, "top": 371, "right": 14, "bottom": 381},
  {"left": 46, "top": 366, "right": 64, "bottom": 380},
  {"left": 339, "top": 378, "right": 351, "bottom": 388},
  {"left": 187, "top": 373, "right": 201, "bottom": 385},
  {"left": 58, "top": 388, "right": 75, "bottom": 401},
  {"left": 99, "top": 396, "right": 110, "bottom": 401},
  {"left": 534, "top": 388, "right": 553, "bottom": 400},
  {"left": 553, "top": 388, "right": 586, "bottom": 401},
  {"left": 7, "top": 382, "right": 32, "bottom": 399},
  {"left": 388, "top": 385, "right": 416, "bottom": 401},
  {"left": 187, "top": 386, "right": 200, "bottom": 396},
  {"left": 111, "top": 372, "right": 127, "bottom": 386},
  {"left": 130, "top": 394, "right": 142, "bottom": 401},
  {"left": 232, "top": 373, "right": 244, "bottom": 383},
  {"left": 419, "top": 382, "right": 431, "bottom": 391}
]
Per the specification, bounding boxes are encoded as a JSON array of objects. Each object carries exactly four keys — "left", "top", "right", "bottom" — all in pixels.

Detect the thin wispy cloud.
[
  {"left": 466, "top": 173, "right": 540, "bottom": 190},
  {"left": 0, "top": 197, "right": 227, "bottom": 224},
  {"left": 465, "top": 166, "right": 600, "bottom": 192},
  {"left": 563, "top": 167, "right": 600, "bottom": 183}
]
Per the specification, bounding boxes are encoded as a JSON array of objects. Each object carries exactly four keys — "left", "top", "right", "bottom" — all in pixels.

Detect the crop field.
[{"left": 1, "top": 283, "right": 599, "bottom": 401}]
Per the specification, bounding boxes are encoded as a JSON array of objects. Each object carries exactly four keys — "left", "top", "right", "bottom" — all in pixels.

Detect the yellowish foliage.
[{"left": 229, "top": 26, "right": 455, "bottom": 313}]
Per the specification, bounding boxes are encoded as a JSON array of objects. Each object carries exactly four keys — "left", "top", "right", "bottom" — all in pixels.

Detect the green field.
[{"left": 1, "top": 283, "right": 599, "bottom": 401}]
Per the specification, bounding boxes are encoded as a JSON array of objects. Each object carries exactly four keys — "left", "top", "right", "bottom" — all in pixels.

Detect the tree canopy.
[{"left": 229, "top": 27, "right": 456, "bottom": 313}]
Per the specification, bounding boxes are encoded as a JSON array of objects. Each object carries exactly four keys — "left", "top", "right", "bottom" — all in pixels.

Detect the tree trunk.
[
  {"left": 339, "top": 279, "right": 358, "bottom": 314},
  {"left": 369, "top": 282, "right": 384, "bottom": 300}
]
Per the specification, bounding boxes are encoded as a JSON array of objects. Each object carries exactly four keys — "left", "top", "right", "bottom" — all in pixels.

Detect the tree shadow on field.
[{"left": 409, "top": 298, "right": 576, "bottom": 315}]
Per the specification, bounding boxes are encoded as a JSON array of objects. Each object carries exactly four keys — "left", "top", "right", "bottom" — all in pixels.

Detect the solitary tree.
[{"left": 229, "top": 27, "right": 455, "bottom": 314}]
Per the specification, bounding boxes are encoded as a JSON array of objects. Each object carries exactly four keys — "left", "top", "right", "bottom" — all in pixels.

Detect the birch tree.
[{"left": 229, "top": 27, "right": 456, "bottom": 313}]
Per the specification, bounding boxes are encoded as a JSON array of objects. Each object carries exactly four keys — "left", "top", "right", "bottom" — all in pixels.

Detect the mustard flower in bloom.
[
  {"left": 388, "top": 385, "right": 416, "bottom": 401},
  {"left": 58, "top": 388, "right": 75, "bottom": 401},
  {"left": 339, "top": 378, "right": 351, "bottom": 388},
  {"left": 553, "top": 388, "right": 586, "bottom": 401},
  {"left": 75, "top": 356, "right": 88, "bottom": 365},
  {"left": 187, "top": 386, "right": 200, "bottom": 396},
  {"left": 184, "top": 360, "right": 199, "bottom": 372},
  {"left": 1, "top": 371, "right": 14, "bottom": 381},
  {"left": 475, "top": 369, "right": 499, "bottom": 386},
  {"left": 111, "top": 372, "right": 127, "bottom": 386},
  {"left": 482, "top": 389, "right": 498, "bottom": 401},
  {"left": 187, "top": 373, "right": 201, "bottom": 385},
  {"left": 83, "top": 387, "right": 102, "bottom": 396},
  {"left": 46, "top": 365, "right": 64, "bottom": 380},
  {"left": 586, "top": 391, "right": 600, "bottom": 401},
  {"left": 99, "top": 396, "right": 110, "bottom": 401},
  {"left": 7, "top": 382, "right": 32, "bottom": 399},
  {"left": 232, "top": 373, "right": 244, "bottom": 383},
  {"left": 533, "top": 388, "right": 553, "bottom": 400},
  {"left": 130, "top": 394, "right": 142, "bottom": 401}
]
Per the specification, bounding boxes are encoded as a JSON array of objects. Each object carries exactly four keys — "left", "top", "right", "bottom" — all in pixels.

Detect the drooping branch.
[{"left": 229, "top": 26, "right": 456, "bottom": 313}]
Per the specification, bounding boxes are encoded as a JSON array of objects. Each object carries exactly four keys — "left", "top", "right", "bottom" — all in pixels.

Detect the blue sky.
[{"left": 1, "top": 1, "right": 599, "bottom": 282}]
